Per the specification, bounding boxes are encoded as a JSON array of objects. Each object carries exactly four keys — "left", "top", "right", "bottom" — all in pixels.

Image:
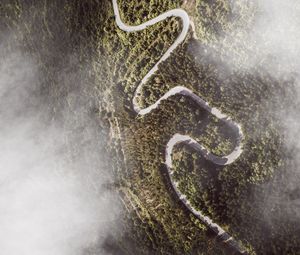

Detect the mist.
[
  {"left": 195, "top": 0, "right": 300, "bottom": 228},
  {"left": 192, "top": 0, "right": 300, "bottom": 163},
  {"left": 0, "top": 36, "right": 121, "bottom": 254},
  {"left": 186, "top": 0, "right": 300, "bottom": 242},
  {"left": 249, "top": 0, "right": 300, "bottom": 76},
  {"left": 230, "top": 0, "right": 300, "bottom": 161}
]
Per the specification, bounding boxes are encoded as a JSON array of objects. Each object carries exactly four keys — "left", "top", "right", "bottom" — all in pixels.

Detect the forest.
[{"left": 1, "top": 0, "right": 299, "bottom": 254}]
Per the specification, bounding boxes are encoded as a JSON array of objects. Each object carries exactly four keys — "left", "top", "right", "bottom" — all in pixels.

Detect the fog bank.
[{"left": 0, "top": 38, "right": 120, "bottom": 255}]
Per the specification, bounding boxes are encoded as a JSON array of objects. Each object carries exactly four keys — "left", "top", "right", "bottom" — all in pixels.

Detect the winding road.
[{"left": 112, "top": 0, "right": 245, "bottom": 253}]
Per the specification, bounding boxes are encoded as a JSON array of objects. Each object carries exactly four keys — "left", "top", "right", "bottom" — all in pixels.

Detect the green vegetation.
[
  {"left": 107, "top": 0, "right": 298, "bottom": 254},
  {"left": 2, "top": 0, "right": 299, "bottom": 254}
]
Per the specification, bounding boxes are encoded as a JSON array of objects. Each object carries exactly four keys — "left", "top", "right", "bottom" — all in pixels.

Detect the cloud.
[
  {"left": 189, "top": 0, "right": 300, "bottom": 234},
  {"left": 193, "top": 0, "right": 300, "bottom": 76},
  {"left": 0, "top": 37, "right": 121, "bottom": 255}
]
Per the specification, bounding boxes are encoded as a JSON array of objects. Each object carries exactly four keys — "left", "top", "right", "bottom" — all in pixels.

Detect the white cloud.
[{"left": 0, "top": 40, "right": 120, "bottom": 255}]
